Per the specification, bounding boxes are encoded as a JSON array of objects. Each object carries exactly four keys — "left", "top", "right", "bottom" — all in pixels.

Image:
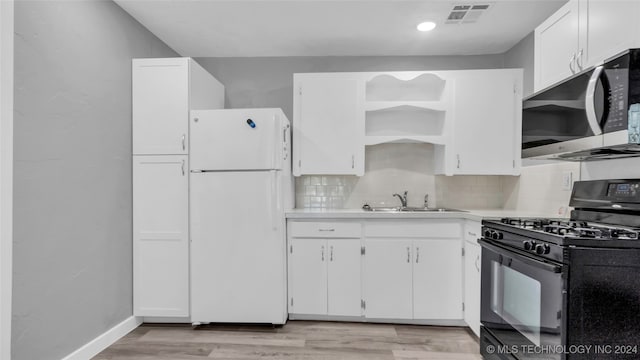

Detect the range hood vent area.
[
  {"left": 445, "top": 4, "right": 491, "bottom": 24},
  {"left": 556, "top": 145, "right": 640, "bottom": 161}
]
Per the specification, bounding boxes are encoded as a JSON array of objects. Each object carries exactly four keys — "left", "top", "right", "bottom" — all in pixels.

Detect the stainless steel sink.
[
  {"left": 401, "top": 207, "right": 466, "bottom": 212},
  {"left": 362, "top": 205, "right": 466, "bottom": 213},
  {"left": 362, "top": 206, "right": 401, "bottom": 212}
]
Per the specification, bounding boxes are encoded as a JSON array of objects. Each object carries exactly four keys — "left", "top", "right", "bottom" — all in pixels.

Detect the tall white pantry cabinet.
[{"left": 132, "top": 58, "right": 224, "bottom": 318}]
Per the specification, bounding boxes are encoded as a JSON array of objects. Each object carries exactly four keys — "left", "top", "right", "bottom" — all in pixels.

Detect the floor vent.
[{"left": 445, "top": 4, "right": 491, "bottom": 24}]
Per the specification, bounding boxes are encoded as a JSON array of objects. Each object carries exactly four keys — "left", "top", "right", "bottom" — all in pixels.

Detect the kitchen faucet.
[{"left": 393, "top": 191, "right": 408, "bottom": 208}]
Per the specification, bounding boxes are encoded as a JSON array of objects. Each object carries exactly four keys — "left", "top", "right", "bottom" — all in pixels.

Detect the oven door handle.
[{"left": 479, "top": 239, "right": 563, "bottom": 273}]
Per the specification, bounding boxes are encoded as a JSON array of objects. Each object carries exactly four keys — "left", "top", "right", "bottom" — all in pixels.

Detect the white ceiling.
[{"left": 116, "top": 0, "right": 567, "bottom": 57}]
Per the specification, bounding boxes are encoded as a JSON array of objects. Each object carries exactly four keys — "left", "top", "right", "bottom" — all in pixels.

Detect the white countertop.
[{"left": 285, "top": 208, "right": 567, "bottom": 221}]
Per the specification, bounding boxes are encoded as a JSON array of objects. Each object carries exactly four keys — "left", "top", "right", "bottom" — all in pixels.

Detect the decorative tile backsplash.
[
  {"left": 295, "top": 143, "right": 507, "bottom": 210},
  {"left": 294, "top": 143, "right": 581, "bottom": 213},
  {"left": 295, "top": 176, "right": 357, "bottom": 209}
]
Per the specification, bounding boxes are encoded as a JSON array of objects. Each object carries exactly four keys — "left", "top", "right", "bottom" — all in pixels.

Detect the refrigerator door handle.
[
  {"left": 283, "top": 124, "right": 290, "bottom": 161},
  {"left": 269, "top": 170, "right": 278, "bottom": 231},
  {"left": 275, "top": 171, "right": 281, "bottom": 213}
]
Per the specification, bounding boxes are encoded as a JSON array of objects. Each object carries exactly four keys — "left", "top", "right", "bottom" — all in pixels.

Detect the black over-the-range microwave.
[{"left": 522, "top": 48, "right": 640, "bottom": 160}]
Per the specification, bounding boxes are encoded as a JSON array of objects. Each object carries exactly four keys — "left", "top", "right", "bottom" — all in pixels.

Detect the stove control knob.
[
  {"left": 535, "top": 244, "right": 550, "bottom": 255},
  {"left": 491, "top": 231, "right": 503, "bottom": 240},
  {"left": 484, "top": 230, "right": 492, "bottom": 238},
  {"left": 523, "top": 241, "right": 534, "bottom": 251}
]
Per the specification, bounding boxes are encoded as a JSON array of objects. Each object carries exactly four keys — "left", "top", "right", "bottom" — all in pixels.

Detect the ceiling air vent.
[{"left": 445, "top": 4, "right": 491, "bottom": 24}]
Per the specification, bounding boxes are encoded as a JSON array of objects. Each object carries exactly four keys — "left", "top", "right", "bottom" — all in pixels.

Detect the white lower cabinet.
[
  {"left": 363, "top": 220, "right": 464, "bottom": 321},
  {"left": 413, "top": 239, "right": 463, "bottom": 320},
  {"left": 287, "top": 219, "right": 466, "bottom": 324},
  {"left": 363, "top": 239, "right": 413, "bottom": 319},
  {"left": 327, "top": 240, "right": 363, "bottom": 316},
  {"left": 464, "top": 220, "right": 482, "bottom": 337},
  {"left": 363, "top": 238, "right": 463, "bottom": 321},
  {"left": 133, "top": 155, "right": 189, "bottom": 317},
  {"left": 288, "top": 221, "right": 362, "bottom": 317},
  {"left": 289, "top": 238, "right": 327, "bottom": 315}
]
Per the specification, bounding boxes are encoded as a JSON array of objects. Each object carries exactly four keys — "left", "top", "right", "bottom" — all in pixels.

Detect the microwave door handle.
[{"left": 585, "top": 65, "right": 604, "bottom": 136}]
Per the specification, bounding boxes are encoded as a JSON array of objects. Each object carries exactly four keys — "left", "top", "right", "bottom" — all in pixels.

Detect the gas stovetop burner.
[{"left": 499, "top": 217, "right": 640, "bottom": 240}]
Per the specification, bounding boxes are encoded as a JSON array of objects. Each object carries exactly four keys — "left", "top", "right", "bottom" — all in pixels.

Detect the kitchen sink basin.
[
  {"left": 362, "top": 206, "right": 401, "bottom": 212},
  {"left": 401, "top": 207, "right": 466, "bottom": 212},
  {"left": 362, "top": 205, "right": 466, "bottom": 213}
]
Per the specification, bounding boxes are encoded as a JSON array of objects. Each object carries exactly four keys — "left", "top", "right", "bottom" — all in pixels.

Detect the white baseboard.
[{"left": 61, "top": 316, "right": 142, "bottom": 360}]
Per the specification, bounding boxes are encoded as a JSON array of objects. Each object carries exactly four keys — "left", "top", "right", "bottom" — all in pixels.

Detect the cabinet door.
[
  {"left": 464, "top": 240, "right": 482, "bottom": 337},
  {"left": 580, "top": 0, "right": 640, "bottom": 69},
  {"left": 534, "top": 0, "right": 580, "bottom": 92},
  {"left": 452, "top": 70, "right": 521, "bottom": 175},
  {"left": 133, "top": 155, "right": 189, "bottom": 317},
  {"left": 413, "top": 240, "right": 463, "bottom": 320},
  {"left": 327, "top": 239, "right": 362, "bottom": 317},
  {"left": 133, "top": 58, "right": 189, "bottom": 155},
  {"left": 289, "top": 238, "right": 327, "bottom": 315},
  {"left": 293, "top": 75, "right": 364, "bottom": 176},
  {"left": 364, "top": 239, "right": 413, "bottom": 319}
]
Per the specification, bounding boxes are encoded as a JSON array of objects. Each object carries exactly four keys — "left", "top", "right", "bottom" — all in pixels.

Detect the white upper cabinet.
[
  {"left": 132, "top": 58, "right": 224, "bottom": 155},
  {"left": 293, "top": 70, "right": 521, "bottom": 176},
  {"left": 293, "top": 74, "right": 364, "bottom": 176},
  {"left": 579, "top": 0, "right": 640, "bottom": 69},
  {"left": 534, "top": 0, "right": 581, "bottom": 92},
  {"left": 443, "top": 69, "right": 522, "bottom": 176},
  {"left": 534, "top": 0, "right": 640, "bottom": 92}
]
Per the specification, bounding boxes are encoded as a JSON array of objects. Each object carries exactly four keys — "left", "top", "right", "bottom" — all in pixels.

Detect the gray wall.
[
  {"left": 196, "top": 55, "right": 505, "bottom": 121},
  {"left": 12, "top": 1, "right": 177, "bottom": 359},
  {"left": 504, "top": 32, "right": 535, "bottom": 97}
]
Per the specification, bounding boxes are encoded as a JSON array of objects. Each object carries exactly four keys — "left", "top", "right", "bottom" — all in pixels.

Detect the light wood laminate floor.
[{"left": 93, "top": 321, "right": 481, "bottom": 360}]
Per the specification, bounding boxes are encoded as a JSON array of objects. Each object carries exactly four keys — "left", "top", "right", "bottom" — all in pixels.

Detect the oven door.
[{"left": 480, "top": 239, "right": 566, "bottom": 360}]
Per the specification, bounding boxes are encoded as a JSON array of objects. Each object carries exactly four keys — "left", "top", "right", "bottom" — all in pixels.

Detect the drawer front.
[
  {"left": 364, "top": 220, "right": 461, "bottom": 238},
  {"left": 289, "top": 221, "right": 362, "bottom": 238},
  {"left": 464, "top": 220, "right": 482, "bottom": 243}
]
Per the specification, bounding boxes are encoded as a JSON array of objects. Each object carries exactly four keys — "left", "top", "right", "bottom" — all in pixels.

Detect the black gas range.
[{"left": 479, "top": 179, "right": 640, "bottom": 360}]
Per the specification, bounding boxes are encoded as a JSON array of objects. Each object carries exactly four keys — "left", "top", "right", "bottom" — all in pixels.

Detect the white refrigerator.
[{"left": 189, "top": 108, "right": 292, "bottom": 325}]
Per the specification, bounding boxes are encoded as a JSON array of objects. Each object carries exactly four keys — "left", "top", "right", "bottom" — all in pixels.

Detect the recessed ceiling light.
[{"left": 417, "top": 21, "right": 437, "bottom": 32}]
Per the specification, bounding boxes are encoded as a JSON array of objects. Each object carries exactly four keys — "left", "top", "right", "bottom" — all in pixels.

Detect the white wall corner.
[
  {"left": 0, "top": 1, "right": 14, "bottom": 359},
  {"left": 60, "top": 316, "right": 142, "bottom": 360}
]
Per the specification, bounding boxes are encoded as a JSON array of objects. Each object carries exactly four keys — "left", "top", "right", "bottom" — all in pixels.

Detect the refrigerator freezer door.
[
  {"left": 190, "top": 171, "right": 287, "bottom": 324},
  {"left": 190, "top": 108, "right": 289, "bottom": 171}
]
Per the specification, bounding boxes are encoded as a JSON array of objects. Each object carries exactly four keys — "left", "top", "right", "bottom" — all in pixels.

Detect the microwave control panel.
[{"left": 603, "top": 54, "right": 630, "bottom": 133}]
